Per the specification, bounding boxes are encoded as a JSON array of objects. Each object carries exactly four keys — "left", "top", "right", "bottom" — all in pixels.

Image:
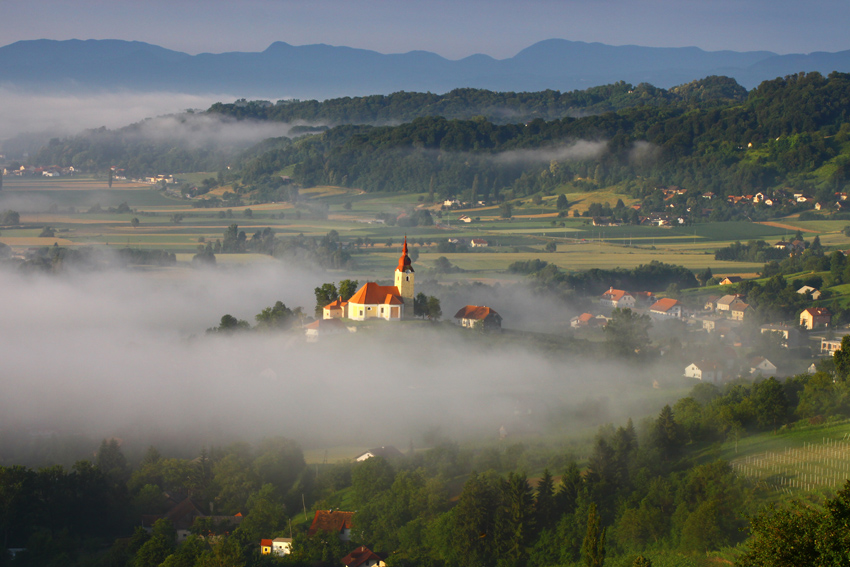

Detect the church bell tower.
[{"left": 394, "top": 236, "right": 415, "bottom": 308}]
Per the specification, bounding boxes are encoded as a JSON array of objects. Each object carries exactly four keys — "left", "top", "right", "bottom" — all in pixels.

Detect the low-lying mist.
[{"left": 0, "top": 262, "right": 670, "bottom": 464}]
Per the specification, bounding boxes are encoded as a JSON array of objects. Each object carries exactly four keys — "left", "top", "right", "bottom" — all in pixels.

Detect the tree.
[
  {"left": 314, "top": 282, "right": 338, "bottom": 315},
  {"left": 170, "top": 213, "right": 183, "bottom": 224},
  {"left": 545, "top": 241, "right": 557, "bottom": 253},
  {"left": 413, "top": 292, "right": 428, "bottom": 318},
  {"left": 535, "top": 469, "right": 557, "bottom": 531},
  {"left": 338, "top": 279, "right": 359, "bottom": 301},
  {"left": 498, "top": 472, "right": 536, "bottom": 564},
  {"left": 255, "top": 301, "right": 297, "bottom": 330},
  {"left": 556, "top": 194, "right": 569, "bottom": 210},
  {"left": 581, "top": 503, "right": 606, "bottom": 567},
  {"left": 426, "top": 296, "right": 442, "bottom": 320},
  {"left": 834, "top": 335, "right": 850, "bottom": 380},
  {"left": 604, "top": 308, "right": 652, "bottom": 356},
  {"left": 652, "top": 405, "right": 684, "bottom": 462},
  {"left": 500, "top": 202, "right": 513, "bottom": 219},
  {"left": 0, "top": 210, "right": 19, "bottom": 225},
  {"left": 752, "top": 377, "right": 788, "bottom": 429},
  {"left": 131, "top": 217, "right": 140, "bottom": 228},
  {"left": 97, "top": 438, "right": 129, "bottom": 484},
  {"left": 108, "top": 168, "right": 113, "bottom": 188},
  {"left": 243, "top": 208, "right": 253, "bottom": 218},
  {"left": 210, "top": 314, "right": 250, "bottom": 333}
]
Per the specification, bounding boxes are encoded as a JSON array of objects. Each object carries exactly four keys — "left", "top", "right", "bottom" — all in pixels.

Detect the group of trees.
[{"left": 207, "top": 301, "right": 304, "bottom": 334}]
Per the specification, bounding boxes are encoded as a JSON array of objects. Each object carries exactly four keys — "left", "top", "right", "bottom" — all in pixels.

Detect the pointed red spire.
[{"left": 397, "top": 236, "right": 413, "bottom": 272}]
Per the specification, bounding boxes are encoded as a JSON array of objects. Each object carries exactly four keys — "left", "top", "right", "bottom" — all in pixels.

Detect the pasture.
[{"left": 2, "top": 178, "right": 850, "bottom": 283}]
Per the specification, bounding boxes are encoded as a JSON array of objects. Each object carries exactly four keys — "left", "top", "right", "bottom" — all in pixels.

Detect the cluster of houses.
[
  {"left": 570, "top": 282, "right": 844, "bottom": 385},
  {"left": 3, "top": 165, "right": 76, "bottom": 177}
]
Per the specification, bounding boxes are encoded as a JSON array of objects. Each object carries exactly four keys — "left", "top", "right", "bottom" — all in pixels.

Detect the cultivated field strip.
[{"left": 731, "top": 434, "right": 850, "bottom": 493}]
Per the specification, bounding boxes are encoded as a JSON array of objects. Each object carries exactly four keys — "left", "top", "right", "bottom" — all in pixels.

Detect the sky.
[{"left": 1, "top": 0, "right": 849, "bottom": 59}]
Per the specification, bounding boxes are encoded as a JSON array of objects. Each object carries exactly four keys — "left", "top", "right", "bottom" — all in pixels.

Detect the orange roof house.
[
  {"left": 261, "top": 539, "right": 273, "bottom": 555},
  {"left": 309, "top": 510, "right": 355, "bottom": 541},
  {"left": 454, "top": 305, "right": 502, "bottom": 330},
  {"left": 600, "top": 288, "right": 635, "bottom": 308},
  {"left": 650, "top": 298, "right": 683, "bottom": 318},
  {"left": 339, "top": 238, "right": 415, "bottom": 321},
  {"left": 323, "top": 297, "right": 348, "bottom": 320}
]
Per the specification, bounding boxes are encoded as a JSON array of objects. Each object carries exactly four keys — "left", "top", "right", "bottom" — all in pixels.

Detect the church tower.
[{"left": 394, "top": 236, "right": 415, "bottom": 308}]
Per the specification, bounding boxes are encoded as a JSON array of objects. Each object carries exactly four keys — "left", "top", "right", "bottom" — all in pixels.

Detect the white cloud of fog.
[
  {"left": 628, "top": 140, "right": 662, "bottom": 166},
  {"left": 0, "top": 263, "right": 668, "bottom": 459},
  {"left": 0, "top": 88, "right": 231, "bottom": 142},
  {"left": 493, "top": 140, "right": 608, "bottom": 165}
]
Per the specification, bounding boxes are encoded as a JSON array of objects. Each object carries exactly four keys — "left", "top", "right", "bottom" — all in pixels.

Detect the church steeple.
[
  {"left": 394, "top": 236, "right": 415, "bottom": 309},
  {"left": 397, "top": 236, "right": 414, "bottom": 273}
]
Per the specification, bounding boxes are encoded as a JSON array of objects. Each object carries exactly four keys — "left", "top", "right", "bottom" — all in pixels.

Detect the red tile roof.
[
  {"left": 308, "top": 510, "right": 354, "bottom": 536},
  {"left": 324, "top": 298, "right": 348, "bottom": 310},
  {"left": 341, "top": 546, "right": 383, "bottom": 567},
  {"left": 602, "top": 288, "right": 630, "bottom": 301},
  {"left": 803, "top": 307, "right": 831, "bottom": 317},
  {"left": 261, "top": 539, "right": 273, "bottom": 547},
  {"left": 578, "top": 313, "right": 594, "bottom": 322},
  {"left": 453, "top": 305, "right": 500, "bottom": 320},
  {"left": 650, "top": 298, "right": 679, "bottom": 312},
  {"left": 347, "top": 282, "right": 403, "bottom": 305}
]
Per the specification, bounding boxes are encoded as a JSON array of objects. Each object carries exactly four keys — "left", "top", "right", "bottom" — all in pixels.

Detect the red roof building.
[
  {"left": 650, "top": 298, "right": 683, "bottom": 318},
  {"left": 308, "top": 510, "right": 355, "bottom": 541},
  {"left": 341, "top": 546, "right": 386, "bottom": 567},
  {"left": 453, "top": 305, "right": 502, "bottom": 330}
]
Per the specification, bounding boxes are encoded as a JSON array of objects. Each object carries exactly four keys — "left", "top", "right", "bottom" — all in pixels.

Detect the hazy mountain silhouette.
[{"left": 1, "top": 38, "right": 848, "bottom": 99}]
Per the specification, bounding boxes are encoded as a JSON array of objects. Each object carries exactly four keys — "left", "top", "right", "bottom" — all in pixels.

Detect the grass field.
[{"left": 3, "top": 178, "right": 850, "bottom": 284}]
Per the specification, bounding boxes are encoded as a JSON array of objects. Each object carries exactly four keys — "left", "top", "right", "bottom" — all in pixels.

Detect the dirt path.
[{"left": 755, "top": 221, "right": 820, "bottom": 233}]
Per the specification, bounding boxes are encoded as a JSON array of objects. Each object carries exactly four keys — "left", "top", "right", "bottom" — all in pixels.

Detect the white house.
[
  {"left": 650, "top": 298, "right": 682, "bottom": 318},
  {"left": 684, "top": 362, "right": 723, "bottom": 383},
  {"left": 750, "top": 357, "right": 777, "bottom": 376},
  {"left": 600, "top": 288, "right": 636, "bottom": 308},
  {"left": 272, "top": 538, "right": 292, "bottom": 556}
]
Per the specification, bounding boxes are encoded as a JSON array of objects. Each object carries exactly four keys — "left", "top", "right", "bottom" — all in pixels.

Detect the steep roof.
[
  {"left": 324, "top": 297, "right": 348, "bottom": 310},
  {"left": 261, "top": 539, "right": 273, "bottom": 547},
  {"left": 716, "top": 294, "right": 742, "bottom": 306},
  {"left": 650, "top": 298, "right": 679, "bottom": 312},
  {"left": 348, "top": 282, "right": 404, "bottom": 305},
  {"left": 341, "top": 546, "right": 384, "bottom": 567},
  {"left": 453, "top": 305, "right": 501, "bottom": 320},
  {"left": 601, "top": 288, "right": 631, "bottom": 301},
  {"left": 802, "top": 307, "right": 831, "bottom": 317},
  {"left": 309, "top": 510, "right": 355, "bottom": 536},
  {"left": 396, "top": 237, "right": 413, "bottom": 273}
]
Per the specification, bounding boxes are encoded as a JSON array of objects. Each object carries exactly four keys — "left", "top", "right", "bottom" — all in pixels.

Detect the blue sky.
[{"left": 1, "top": 0, "right": 849, "bottom": 58}]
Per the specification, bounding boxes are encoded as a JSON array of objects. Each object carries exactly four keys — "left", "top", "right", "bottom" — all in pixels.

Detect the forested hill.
[
  {"left": 236, "top": 72, "right": 850, "bottom": 200},
  {"left": 207, "top": 76, "right": 748, "bottom": 125}
]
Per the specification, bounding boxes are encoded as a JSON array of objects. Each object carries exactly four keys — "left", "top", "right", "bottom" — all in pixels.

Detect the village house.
[
  {"left": 600, "top": 288, "right": 636, "bottom": 308},
  {"left": 341, "top": 546, "right": 387, "bottom": 567},
  {"left": 749, "top": 357, "right": 778, "bottom": 376},
  {"left": 453, "top": 305, "right": 503, "bottom": 330},
  {"left": 715, "top": 294, "right": 744, "bottom": 312},
  {"left": 684, "top": 361, "right": 723, "bottom": 384},
  {"left": 730, "top": 302, "right": 752, "bottom": 321},
  {"left": 800, "top": 307, "right": 831, "bottom": 330},
  {"left": 719, "top": 276, "right": 743, "bottom": 285},
  {"left": 323, "top": 297, "right": 348, "bottom": 319},
  {"left": 797, "top": 286, "right": 822, "bottom": 300},
  {"left": 261, "top": 540, "right": 273, "bottom": 555},
  {"left": 309, "top": 510, "right": 355, "bottom": 541},
  {"left": 571, "top": 313, "right": 601, "bottom": 328},
  {"left": 760, "top": 323, "right": 803, "bottom": 348},
  {"left": 142, "top": 497, "right": 243, "bottom": 541},
  {"left": 267, "top": 538, "right": 292, "bottom": 556},
  {"left": 649, "top": 298, "right": 682, "bottom": 318},
  {"left": 822, "top": 337, "right": 846, "bottom": 355},
  {"left": 355, "top": 446, "right": 404, "bottom": 462},
  {"left": 470, "top": 238, "right": 489, "bottom": 248}
]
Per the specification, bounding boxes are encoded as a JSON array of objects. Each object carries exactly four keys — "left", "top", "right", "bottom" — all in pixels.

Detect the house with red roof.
[
  {"left": 308, "top": 510, "right": 355, "bottom": 541},
  {"left": 800, "top": 307, "right": 831, "bottom": 330},
  {"left": 600, "top": 288, "right": 636, "bottom": 308},
  {"left": 341, "top": 546, "right": 386, "bottom": 567},
  {"left": 650, "top": 298, "right": 682, "bottom": 318},
  {"left": 323, "top": 297, "right": 348, "bottom": 319},
  {"left": 453, "top": 305, "right": 502, "bottom": 330}
]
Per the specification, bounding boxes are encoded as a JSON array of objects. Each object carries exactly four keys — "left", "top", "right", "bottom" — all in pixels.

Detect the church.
[{"left": 322, "top": 238, "right": 414, "bottom": 321}]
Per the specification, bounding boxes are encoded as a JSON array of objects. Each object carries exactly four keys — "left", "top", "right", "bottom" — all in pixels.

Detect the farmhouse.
[
  {"left": 600, "top": 288, "right": 636, "bottom": 308},
  {"left": 749, "top": 357, "right": 778, "bottom": 376},
  {"left": 309, "top": 510, "right": 355, "bottom": 541},
  {"left": 715, "top": 294, "right": 743, "bottom": 312},
  {"left": 454, "top": 305, "right": 502, "bottom": 330},
  {"left": 649, "top": 298, "right": 682, "bottom": 318},
  {"left": 719, "top": 276, "right": 742, "bottom": 285},
  {"left": 730, "top": 302, "right": 752, "bottom": 321},
  {"left": 797, "top": 286, "right": 822, "bottom": 300},
  {"left": 341, "top": 546, "right": 386, "bottom": 567},
  {"left": 470, "top": 238, "right": 489, "bottom": 248},
  {"left": 355, "top": 446, "right": 404, "bottom": 462}
]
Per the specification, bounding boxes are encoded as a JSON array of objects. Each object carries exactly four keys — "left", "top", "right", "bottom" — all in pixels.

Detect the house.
[
  {"left": 822, "top": 337, "right": 845, "bottom": 355},
  {"left": 649, "top": 298, "right": 682, "bottom": 318},
  {"left": 261, "top": 540, "right": 273, "bottom": 555},
  {"left": 305, "top": 318, "right": 350, "bottom": 341},
  {"left": 308, "top": 510, "right": 355, "bottom": 541},
  {"left": 730, "top": 302, "right": 752, "bottom": 321},
  {"left": 715, "top": 294, "right": 743, "bottom": 312},
  {"left": 797, "top": 286, "right": 822, "bottom": 300},
  {"left": 341, "top": 546, "right": 386, "bottom": 567},
  {"left": 470, "top": 238, "right": 489, "bottom": 248},
  {"left": 600, "top": 288, "right": 636, "bottom": 308},
  {"left": 142, "top": 497, "right": 243, "bottom": 541},
  {"left": 453, "top": 305, "right": 502, "bottom": 330},
  {"left": 344, "top": 238, "right": 414, "bottom": 321},
  {"left": 323, "top": 297, "right": 348, "bottom": 319},
  {"left": 774, "top": 240, "right": 791, "bottom": 250},
  {"left": 719, "top": 276, "right": 742, "bottom": 285},
  {"left": 703, "top": 295, "right": 721, "bottom": 311},
  {"left": 355, "top": 446, "right": 404, "bottom": 462},
  {"left": 633, "top": 291, "right": 656, "bottom": 307},
  {"left": 800, "top": 307, "right": 831, "bottom": 330},
  {"left": 272, "top": 538, "right": 292, "bottom": 556},
  {"left": 760, "top": 323, "right": 802, "bottom": 348},
  {"left": 698, "top": 315, "right": 723, "bottom": 332},
  {"left": 571, "top": 313, "right": 597, "bottom": 328},
  {"left": 750, "top": 357, "right": 778, "bottom": 376},
  {"left": 684, "top": 362, "right": 723, "bottom": 384},
  {"left": 458, "top": 215, "right": 472, "bottom": 223}
]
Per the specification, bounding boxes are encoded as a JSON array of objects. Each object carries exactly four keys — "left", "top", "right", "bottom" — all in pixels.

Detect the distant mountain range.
[{"left": 2, "top": 38, "right": 850, "bottom": 99}]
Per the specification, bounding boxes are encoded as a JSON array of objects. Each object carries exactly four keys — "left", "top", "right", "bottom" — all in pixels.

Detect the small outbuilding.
[{"left": 453, "top": 305, "right": 502, "bottom": 330}]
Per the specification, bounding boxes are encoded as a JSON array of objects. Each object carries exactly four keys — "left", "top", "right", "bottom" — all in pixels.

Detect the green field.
[{"left": 3, "top": 177, "right": 850, "bottom": 282}]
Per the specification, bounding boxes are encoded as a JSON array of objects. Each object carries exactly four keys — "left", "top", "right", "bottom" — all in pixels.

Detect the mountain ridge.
[{"left": 1, "top": 38, "right": 848, "bottom": 99}]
